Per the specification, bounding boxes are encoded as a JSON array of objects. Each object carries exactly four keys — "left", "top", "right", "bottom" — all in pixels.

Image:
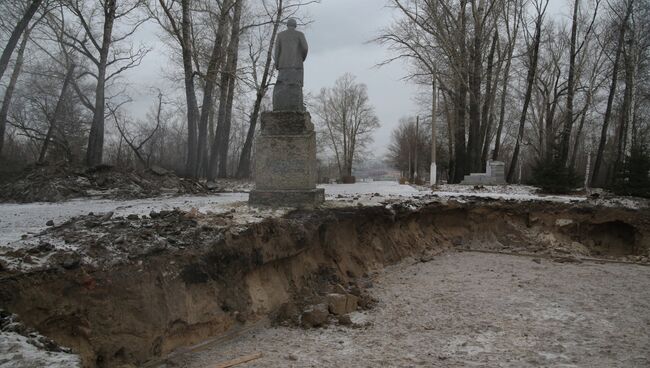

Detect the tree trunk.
[
  {"left": 493, "top": 2, "right": 520, "bottom": 161},
  {"left": 237, "top": 0, "right": 283, "bottom": 179},
  {"left": 612, "top": 35, "right": 637, "bottom": 181},
  {"left": 210, "top": 0, "right": 242, "bottom": 179},
  {"left": 558, "top": 0, "right": 580, "bottom": 165},
  {"left": 453, "top": 0, "right": 468, "bottom": 183},
  {"left": 467, "top": 1, "right": 483, "bottom": 173},
  {"left": 507, "top": 1, "right": 546, "bottom": 183},
  {"left": 453, "top": 79, "right": 467, "bottom": 183},
  {"left": 39, "top": 63, "right": 76, "bottom": 163},
  {"left": 443, "top": 93, "right": 455, "bottom": 182},
  {"left": 196, "top": 1, "right": 231, "bottom": 177},
  {"left": 0, "top": 0, "right": 42, "bottom": 82},
  {"left": 568, "top": 94, "right": 590, "bottom": 172},
  {"left": 545, "top": 75, "right": 561, "bottom": 161},
  {"left": 85, "top": 0, "right": 116, "bottom": 167},
  {"left": 181, "top": 0, "right": 201, "bottom": 177},
  {"left": 0, "top": 28, "right": 31, "bottom": 156},
  {"left": 430, "top": 76, "right": 438, "bottom": 185},
  {"left": 479, "top": 31, "right": 499, "bottom": 168},
  {"left": 592, "top": 0, "right": 633, "bottom": 186}
]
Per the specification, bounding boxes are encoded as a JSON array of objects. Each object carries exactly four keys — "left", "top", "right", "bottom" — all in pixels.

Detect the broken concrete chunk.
[
  {"left": 300, "top": 303, "right": 329, "bottom": 328},
  {"left": 327, "top": 293, "right": 358, "bottom": 316},
  {"left": 555, "top": 219, "right": 574, "bottom": 227}
]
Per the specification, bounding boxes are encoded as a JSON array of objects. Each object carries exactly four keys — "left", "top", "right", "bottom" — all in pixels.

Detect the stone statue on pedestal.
[
  {"left": 249, "top": 18, "right": 324, "bottom": 208},
  {"left": 273, "top": 18, "right": 308, "bottom": 111}
]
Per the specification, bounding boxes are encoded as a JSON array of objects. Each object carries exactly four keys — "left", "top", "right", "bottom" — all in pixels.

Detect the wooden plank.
[{"left": 213, "top": 352, "right": 263, "bottom": 368}]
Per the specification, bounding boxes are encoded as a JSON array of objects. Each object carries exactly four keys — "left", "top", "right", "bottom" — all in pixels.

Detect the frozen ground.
[
  {"left": 0, "top": 181, "right": 642, "bottom": 248},
  {"left": 0, "top": 332, "right": 81, "bottom": 368},
  {"left": 0, "top": 193, "right": 245, "bottom": 247},
  {"left": 320, "top": 181, "right": 421, "bottom": 197},
  {"left": 164, "top": 252, "right": 650, "bottom": 368}
]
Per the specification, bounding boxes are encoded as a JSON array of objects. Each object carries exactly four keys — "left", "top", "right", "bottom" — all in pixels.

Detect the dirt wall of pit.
[{"left": 0, "top": 200, "right": 648, "bottom": 367}]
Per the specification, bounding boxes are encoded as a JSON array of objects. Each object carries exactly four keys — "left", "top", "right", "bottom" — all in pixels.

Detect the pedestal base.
[
  {"left": 249, "top": 189, "right": 325, "bottom": 208},
  {"left": 250, "top": 111, "right": 323, "bottom": 209},
  {"left": 254, "top": 133, "right": 317, "bottom": 190}
]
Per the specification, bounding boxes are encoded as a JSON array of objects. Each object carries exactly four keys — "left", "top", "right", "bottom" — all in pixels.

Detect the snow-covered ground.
[
  {"left": 432, "top": 184, "right": 586, "bottom": 203},
  {"left": 0, "top": 332, "right": 81, "bottom": 368},
  {"left": 320, "top": 181, "right": 421, "bottom": 197},
  {"left": 1, "top": 181, "right": 643, "bottom": 249},
  {"left": 0, "top": 194, "right": 246, "bottom": 247}
]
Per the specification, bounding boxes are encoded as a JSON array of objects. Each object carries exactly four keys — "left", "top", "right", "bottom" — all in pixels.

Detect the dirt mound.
[{"left": 0, "top": 163, "right": 216, "bottom": 203}]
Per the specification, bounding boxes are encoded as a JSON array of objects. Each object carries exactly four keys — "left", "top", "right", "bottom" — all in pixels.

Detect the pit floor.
[{"left": 163, "top": 252, "right": 650, "bottom": 368}]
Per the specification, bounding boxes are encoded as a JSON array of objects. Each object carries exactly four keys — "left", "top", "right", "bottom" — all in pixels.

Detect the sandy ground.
[{"left": 163, "top": 252, "right": 650, "bottom": 368}]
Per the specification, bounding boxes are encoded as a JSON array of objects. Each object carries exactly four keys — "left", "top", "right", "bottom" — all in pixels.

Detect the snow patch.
[{"left": 0, "top": 332, "right": 81, "bottom": 368}]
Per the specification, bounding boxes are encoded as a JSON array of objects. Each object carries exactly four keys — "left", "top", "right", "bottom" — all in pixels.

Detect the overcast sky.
[{"left": 126, "top": 0, "right": 570, "bottom": 158}]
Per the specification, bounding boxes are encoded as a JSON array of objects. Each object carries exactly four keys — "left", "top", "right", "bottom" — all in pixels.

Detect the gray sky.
[{"left": 126, "top": 0, "right": 569, "bottom": 158}]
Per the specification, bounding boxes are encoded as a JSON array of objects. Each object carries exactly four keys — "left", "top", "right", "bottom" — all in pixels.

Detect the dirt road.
[{"left": 164, "top": 252, "right": 650, "bottom": 368}]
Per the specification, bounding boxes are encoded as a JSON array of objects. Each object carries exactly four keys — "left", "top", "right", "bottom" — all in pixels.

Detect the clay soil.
[{"left": 164, "top": 251, "right": 650, "bottom": 368}]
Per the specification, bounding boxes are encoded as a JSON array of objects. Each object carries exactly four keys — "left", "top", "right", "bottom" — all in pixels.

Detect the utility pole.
[
  {"left": 430, "top": 77, "right": 437, "bottom": 186},
  {"left": 415, "top": 115, "right": 419, "bottom": 181}
]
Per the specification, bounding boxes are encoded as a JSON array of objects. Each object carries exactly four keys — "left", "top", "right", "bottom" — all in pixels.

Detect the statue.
[
  {"left": 250, "top": 17, "right": 323, "bottom": 208},
  {"left": 273, "top": 18, "right": 308, "bottom": 111}
]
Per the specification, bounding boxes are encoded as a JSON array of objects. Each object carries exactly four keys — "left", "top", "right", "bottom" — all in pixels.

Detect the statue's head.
[{"left": 287, "top": 18, "right": 297, "bottom": 29}]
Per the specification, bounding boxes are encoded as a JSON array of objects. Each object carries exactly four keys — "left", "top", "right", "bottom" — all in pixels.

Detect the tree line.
[
  {"left": 380, "top": 0, "right": 649, "bottom": 192},
  {"left": 0, "top": 0, "right": 322, "bottom": 180}
]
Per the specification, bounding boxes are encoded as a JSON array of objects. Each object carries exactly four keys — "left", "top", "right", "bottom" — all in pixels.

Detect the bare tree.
[
  {"left": 153, "top": 0, "right": 201, "bottom": 176},
  {"left": 314, "top": 73, "right": 380, "bottom": 179},
  {"left": 213, "top": 0, "right": 244, "bottom": 179},
  {"left": 387, "top": 116, "right": 431, "bottom": 182},
  {"left": 196, "top": 0, "right": 233, "bottom": 177},
  {"left": 0, "top": 0, "right": 44, "bottom": 82},
  {"left": 592, "top": 0, "right": 634, "bottom": 185},
  {"left": 236, "top": 0, "right": 284, "bottom": 179},
  {"left": 62, "top": 0, "right": 149, "bottom": 167},
  {"left": 492, "top": 0, "right": 522, "bottom": 161},
  {"left": 557, "top": 0, "right": 599, "bottom": 165},
  {"left": 507, "top": 0, "right": 548, "bottom": 183},
  {"left": 38, "top": 62, "right": 76, "bottom": 163},
  {"left": 0, "top": 28, "right": 32, "bottom": 156}
]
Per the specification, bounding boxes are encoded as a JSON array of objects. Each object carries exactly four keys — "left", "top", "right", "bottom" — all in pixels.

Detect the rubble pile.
[
  {"left": 0, "top": 163, "right": 249, "bottom": 203},
  {"left": 0, "top": 207, "right": 256, "bottom": 271}
]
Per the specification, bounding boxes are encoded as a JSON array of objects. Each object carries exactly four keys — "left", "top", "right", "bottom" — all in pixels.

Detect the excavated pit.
[{"left": 0, "top": 199, "right": 648, "bottom": 367}]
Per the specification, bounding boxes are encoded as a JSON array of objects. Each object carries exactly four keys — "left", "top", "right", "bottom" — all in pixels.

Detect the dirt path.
[{"left": 163, "top": 252, "right": 650, "bottom": 368}]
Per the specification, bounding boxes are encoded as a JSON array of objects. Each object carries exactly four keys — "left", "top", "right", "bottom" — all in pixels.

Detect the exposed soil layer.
[
  {"left": 167, "top": 252, "right": 650, "bottom": 368},
  {"left": 0, "top": 199, "right": 648, "bottom": 367}
]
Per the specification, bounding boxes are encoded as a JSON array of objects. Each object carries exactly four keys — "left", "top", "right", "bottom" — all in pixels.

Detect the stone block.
[
  {"left": 260, "top": 112, "right": 313, "bottom": 135},
  {"left": 300, "top": 303, "right": 329, "bottom": 328},
  {"left": 254, "top": 133, "right": 318, "bottom": 190},
  {"left": 250, "top": 111, "right": 324, "bottom": 208},
  {"left": 461, "top": 160, "right": 506, "bottom": 185},
  {"left": 326, "top": 293, "right": 359, "bottom": 315},
  {"left": 249, "top": 189, "right": 325, "bottom": 209}
]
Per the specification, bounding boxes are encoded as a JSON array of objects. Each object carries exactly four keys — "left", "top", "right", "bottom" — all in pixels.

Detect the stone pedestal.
[
  {"left": 461, "top": 160, "right": 507, "bottom": 185},
  {"left": 249, "top": 111, "right": 324, "bottom": 208}
]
